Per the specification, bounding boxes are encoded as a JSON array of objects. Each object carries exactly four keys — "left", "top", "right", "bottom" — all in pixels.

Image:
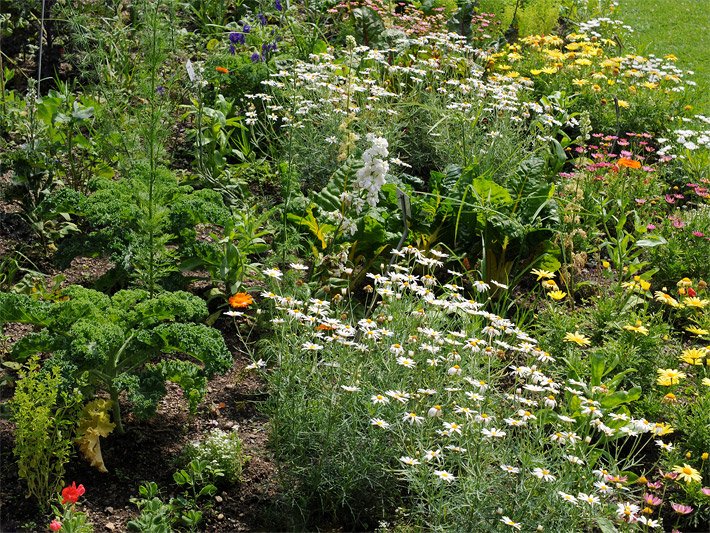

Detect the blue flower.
[
  {"left": 258, "top": 13, "right": 267, "bottom": 25},
  {"left": 243, "top": 23, "right": 251, "bottom": 33},
  {"left": 229, "top": 44, "right": 236, "bottom": 55},
  {"left": 275, "top": 0, "right": 283, "bottom": 11},
  {"left": 229, "top": 32, "right": 245, "bottom": 45},
  {"left": 250, "top": 52, "right": 262, "bottom": 63}
]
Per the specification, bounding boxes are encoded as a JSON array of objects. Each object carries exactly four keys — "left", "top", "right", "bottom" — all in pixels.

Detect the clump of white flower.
[
  {"left": 182, "top": 428, "right": 247, "bottom": 484},
  {"left": 355, "top": 134, "right": 389, "bottom": 209}
]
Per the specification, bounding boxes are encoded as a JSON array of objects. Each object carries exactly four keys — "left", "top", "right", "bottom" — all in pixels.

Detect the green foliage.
[
  {"left": 189, "top": 208, "right": 272, "bottom": 301},
  {"left": 60, "top": 166, "right": 229, "bottom": 290},
  {"left": 128, "top": 482, "right": 173, "bottom": 533},
  {"left": 10, "top": 357, "right": 82, "bottom": 512},
  {"left": 0, "top": 286, "right": 232, "bottom": 433},
  {"left": 128, "top": 459, "right": 219, "bottom": 532}
]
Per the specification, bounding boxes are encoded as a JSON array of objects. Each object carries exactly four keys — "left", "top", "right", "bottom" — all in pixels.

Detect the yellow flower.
[
  {"left": 703, "top": 378, "right": 710, "bottom": 387},
  {"left": 642, "top": 81, "right": 658, "bottom": 90},
  {"left": 653, "top": 422, "right": 674, "bottom": 436},
  {"left": 672, "top": 464, "right": 702, "bottom": 483},
  {"left": 572, "top": 78, "right": 588, "bottom": 86},
  {"left": 542, "top": 66, "right": 559, "bottom": 74},
  {"left": 664, "top": 54, "right": 678, "bottom": 61},
  {"left": 548, "top": 290, "right": 567, "bottom": 301},
  {"left": 574, "top": 58, "right": 593, "bottom": 66},
  {"left": 679, "top": 348, "right": 706, "bottom": 365},
  {"left": 684, "top": 297, "right": 709, "bottom": 309},
  {"left": 623, "top": 321, "right": 649, "bottom": 335},
  {"left": 663, "top": 392, "right": 677, "bottom": 403},
  {"left": 541, "top": 279, "right": 559, "bottom": 291},
  {"left": 592, "top": 84, "right": 602, "bottom": 92},
  {"left": 655, "top": 291, "right": 682, "bottom": 307},
  {"left": 531, "top": 268, "right": 555, "bottom": 280},
  {"left": 677, "top": 277, "right": 693, "bottom": 288},
  {"left": 530, "top": 69, "right": 543, "bottom": 76},
  {"left": 564, "top": 331, "right": 591, "bottom": 347},
  {"left": 702, "top": 453, "right": 709, "bottom": 461},
  {"left": 617, "top": 99, "right": 629, "bottom": 108},
  {"left": 602, "top": 260, "right": 610, "bottom": 269},
  {"left": 633, "top": 276, "right": 650, "bottom": 291},
  {"left": 656, "top": 368, "right": 686, "bottom": 386},
  {"left": 686, "top": 326, "right": 709, "bottom": 336}
]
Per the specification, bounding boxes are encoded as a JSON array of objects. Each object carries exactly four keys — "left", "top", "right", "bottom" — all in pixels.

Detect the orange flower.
[
  {"left": 228, "top": 292, "right": 253, "bottom": 308},
  {"left": 618, "top": 158, "right": 641, "bottom": 169},
  {"left": 215, "top": 66, "right": 229, "bottom": 74}
]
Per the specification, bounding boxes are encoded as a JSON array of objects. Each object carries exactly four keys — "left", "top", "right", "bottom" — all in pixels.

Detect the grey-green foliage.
[{"left": 0, "top": 286, "right": 232, "bottom": 432}]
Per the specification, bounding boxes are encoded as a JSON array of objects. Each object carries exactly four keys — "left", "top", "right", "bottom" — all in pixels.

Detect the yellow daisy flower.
[
  {"left": 655, "top": 291, "right": 682, "bottom": 308},
  {"left": 672, "top": 464, "right": 702, "bottom": 483},
  {"left": 684, "top": 297, "right": 709, "bottom": 309},
  {"left": 679, "top": 348, "right": 706, "bottom": 365},
  {"left": 623, "top": 321, "right": 649, "bottom": 335},
  {"left": 564, "top": 331, "right": 591, "bottom": 347},
  {"left": 686, "top": 326, "right": 709, "bottom": 336},
  {"left": 656, "top": 368, "right": 686, "bottom": 386},
  {"left": 531, "top": 268, "right": 555, "bottom": 280}
]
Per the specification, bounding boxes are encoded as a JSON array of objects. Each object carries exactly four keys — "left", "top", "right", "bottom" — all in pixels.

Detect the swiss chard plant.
[
  {"left": 0, "top": 286, "right": 232, "bottom": 433},
  {"left": 418, "top": 156, "right": 560, "bottom": 286}
]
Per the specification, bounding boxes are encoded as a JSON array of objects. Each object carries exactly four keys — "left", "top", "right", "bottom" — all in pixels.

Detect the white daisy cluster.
[
  {"left": 262, "top": 246, "right": 665, "bottom": 529},
  {"left": 577, "top": 17, "right": 634, "bottom": 38},
  {"left": 657, "top": 116, "right": 710, "bottom": 157},
  {"left": 245, "top": 33, "right": 564, "bottom": 138}
]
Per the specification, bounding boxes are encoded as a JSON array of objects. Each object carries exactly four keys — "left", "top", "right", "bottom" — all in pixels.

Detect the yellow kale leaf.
[{"left": 75, "top": 399, "right": 116, "bottom": 473}]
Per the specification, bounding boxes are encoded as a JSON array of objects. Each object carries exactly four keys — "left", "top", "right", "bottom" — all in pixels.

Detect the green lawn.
[{"left": 620, "top": 0, "right": 710, "bottom": 113}]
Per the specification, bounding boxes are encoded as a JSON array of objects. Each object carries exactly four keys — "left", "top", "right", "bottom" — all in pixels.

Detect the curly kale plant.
[{"left": 0, "top": 286, "right": 232, "bottom": 432}]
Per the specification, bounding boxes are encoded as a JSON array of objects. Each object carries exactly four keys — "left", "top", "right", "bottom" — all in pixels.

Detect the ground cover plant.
[{"left": 0, "top": 0, "right": 708, "bottom": 531}]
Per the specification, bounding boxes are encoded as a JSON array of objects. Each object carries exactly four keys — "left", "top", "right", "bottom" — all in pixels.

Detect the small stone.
[
  {"left": 215, "top": 495, "right": 223, "bottom": 503},
  {"left": 105, "top": 507, "right": 114, "bottom": 514},
  {"left": 105, "top": 523, "right": 116, "bottom": 531},
  {"left": 217, "top": 514, "right": 225, "bottom": 520}
]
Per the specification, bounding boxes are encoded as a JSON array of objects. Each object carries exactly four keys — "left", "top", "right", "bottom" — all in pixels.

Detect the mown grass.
[{"left": 620, "top": 0, "right": 710, "bottom": 113}]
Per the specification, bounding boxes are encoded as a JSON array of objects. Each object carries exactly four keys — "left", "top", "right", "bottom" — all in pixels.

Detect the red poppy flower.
[
  {"left": 49, "top": 520, "right": 62, "bottom": 531},
  {"left": 61, "top": 482, "right": 85, "bottom": 504}
]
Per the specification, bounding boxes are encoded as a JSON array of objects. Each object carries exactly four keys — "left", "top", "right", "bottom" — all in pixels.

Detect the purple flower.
[
  {"left": 275, "top": 0, "right": 283, "bottom": 11},
  {"left": 229, "top": 44, "right": 236, "bottom": 55},
  {"left": 646, "top": 224, "right": 656, "bottom": 230},
  {"left": 250, "top": 52, "right": 262, "bottom": 63},
  {"left": 258, "top": 13, "right": 267, "bottom": 25},
  {"left": 243, "top": 23, "right": 251, "bottom": 33},
  {"left": 156, "top": 86, "right": 165, "bottom": 96},
  {"left": 693, "top": 231, "right": 705, "bottom": 237},
  {"left": 229, "top": 32, "right": 245, "bottom": 45}
]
